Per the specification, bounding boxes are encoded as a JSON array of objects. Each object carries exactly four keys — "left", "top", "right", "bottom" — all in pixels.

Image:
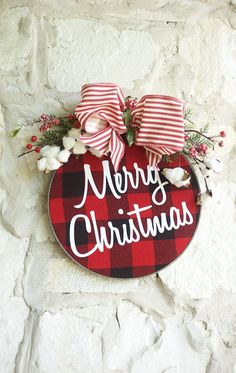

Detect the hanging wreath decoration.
[{"left": 11, "top": 83, "right": 226, "bottom": 278}]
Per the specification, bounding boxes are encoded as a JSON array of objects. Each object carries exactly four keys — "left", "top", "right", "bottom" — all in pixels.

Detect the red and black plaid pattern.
[{"left": 49, "top": 144, "right": 201, "bottom": 278}]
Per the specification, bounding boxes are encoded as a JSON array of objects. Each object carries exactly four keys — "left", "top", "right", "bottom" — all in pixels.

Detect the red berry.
[
  {"left": 199, "top": 143, "right": 208, "bottom": 154},
  {"left": 73, "top": 121, "right": 81, "bottom": 129},
  {"left": 125, "top": 98, "right": 137, "bottom": 110},
  {"left": 44, "top": 124, "right": 51, "bottom": 131},
  {"left": 68, "top": 114, "right": 76, "bottom": 121},
  {"left": 189, "top": 146, "right": 197, "bottom": 158},
  {"left": 31, "top": 135, "right": 37, "bottom": 142},
  {"left": 35, "top": 147, "right": 41, "bottom": 153},
  {"left": 26, "top": 143, "right": 33, "bottom": 150},
  {"left": 53, "top": 118, "right": 60, "bottom": 125},
  {"left": 40, "top": 114, "right": 49, "bottom": 121},
  {"left": 220, "top": 131, "right": 226, "bottom": 138},
  {"left": 218, "top": 140, "right": 224, "bottom": 147}
]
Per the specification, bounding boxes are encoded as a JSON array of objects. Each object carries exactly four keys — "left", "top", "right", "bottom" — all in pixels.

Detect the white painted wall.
[{"left": 0, "top": 1, "right": 236, "bottom": 372}]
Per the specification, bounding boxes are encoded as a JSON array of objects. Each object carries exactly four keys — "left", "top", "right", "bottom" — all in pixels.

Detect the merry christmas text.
[{"left": 69, "top": 160, "right": 193, "bottom": 257}]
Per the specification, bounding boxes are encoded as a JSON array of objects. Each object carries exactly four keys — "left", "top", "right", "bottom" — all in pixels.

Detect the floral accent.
[
  {"left": 37, "top": 146, "right": 63, "bottom": 172},
  {"left": 63, "top": 128, "right": 87, "bottom": 155},
  {"left": 205, "top": 156, "right": 222, "bottom": 173},
  {"left": 162, "top": 167, "right": 191, "bottom": 188}
]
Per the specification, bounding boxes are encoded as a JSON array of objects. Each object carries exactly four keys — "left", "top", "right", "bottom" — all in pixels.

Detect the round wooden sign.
[{"left": 49, "top": 145, "right": 201, "bottom": 278}]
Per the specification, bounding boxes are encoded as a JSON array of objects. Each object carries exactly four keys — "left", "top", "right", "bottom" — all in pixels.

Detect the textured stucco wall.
[{"left": 0, "top": 1, "right": 236, "bottom": 372}]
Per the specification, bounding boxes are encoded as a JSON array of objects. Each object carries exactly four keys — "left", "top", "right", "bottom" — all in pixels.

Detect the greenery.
[
  {"left": 162, "top": 153, "right": 180, "bottom": 163},
  {"left": 36, "top": 118, "right": 73, "bottom": 148},
  {"left": 8, "top": 127, "right": 22, "bottom": 138}
]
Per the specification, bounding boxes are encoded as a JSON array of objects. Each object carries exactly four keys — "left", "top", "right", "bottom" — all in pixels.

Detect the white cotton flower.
[
  {"left": 57, "top": 149, "right": 71, "bottom": 163},
  {"left": 63, "top": 128, "right": 87, "bottom": 155},
  {"left": 162, "top": 167, "right": 191, "bottom": 188},
  {"left": 203, "top": 156, "right": 222, "bottom": 173},
  {"left": 63, "top": 136, "right": 76, "bottom": 150},
  {"left": 73, "top": 141, "right": 87, "bottom": 155},
  {"left": 45, "top": 157, "right": 62, "bottom": 171},
  {"left": 37, "top": 157, "right": 47, "bottom": 172},
  {"left": 37, "top": 156, "right": 62, "bottom": 172},
  {"left": 199, "top": 163, "right": 214, "bottom": 178},
  {"left": 40, "top": 145, "right": 60, "bottom": 158},
  {"left": 37, "top": 145, "right": 63, "bottom": 172},
  {"left": 39, "top": 145, "right": 50, "bottom": 156},
  {"left": 69, "top": 128, "right": 81, "bottom": 138}
]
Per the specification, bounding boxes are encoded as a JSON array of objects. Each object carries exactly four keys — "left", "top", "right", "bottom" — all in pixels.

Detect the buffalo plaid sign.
[{"left": 49, "top": 144, "right": 201, "bottom": 278}]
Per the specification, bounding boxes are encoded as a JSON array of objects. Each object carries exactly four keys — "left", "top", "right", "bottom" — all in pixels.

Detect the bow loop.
[
  {"left": 75, "top": 83, "right": 127, "bottom": 172},
  {"left": 131, "top": 95, "right": 185, "bottom": 167}
]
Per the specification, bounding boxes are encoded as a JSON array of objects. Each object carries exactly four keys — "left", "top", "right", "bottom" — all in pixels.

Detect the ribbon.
[
  {"left": 131, "top": 95, "right": 185, "bottom": 168},
  {"left": 75, "top": 83, "right": 127, "bottom": 172}
]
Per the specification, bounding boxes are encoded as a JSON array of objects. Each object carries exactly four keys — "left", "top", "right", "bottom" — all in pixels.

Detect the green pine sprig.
[{"left": 36, "top": 118, "right": 73, "bottom": 148}]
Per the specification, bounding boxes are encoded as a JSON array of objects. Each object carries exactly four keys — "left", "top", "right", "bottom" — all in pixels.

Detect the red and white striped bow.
[
  {"left": 75, "top": 83, "right": 127, "bottom": 172},
  {"left": 131, "top": 95, "right": 185, "bottom": 168}
]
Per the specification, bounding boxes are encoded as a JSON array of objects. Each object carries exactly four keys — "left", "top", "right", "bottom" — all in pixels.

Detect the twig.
[
  {"left": 185, "top": 129, "right": 214, "bottom": 142},
  {"left": 204, "top": 177, "right": 212, "bottom": 196},
  {"left": 21, "top": 116, "right": 72, "bottom": 128},
  {"left": 17, "top": 149, "right": 35, "bottom": 158}
]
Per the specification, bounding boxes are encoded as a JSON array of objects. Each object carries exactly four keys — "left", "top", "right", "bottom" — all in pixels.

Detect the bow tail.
[
  {"left": 108, "top": 130, "right": 125, "bottom": 172},
  {"left": 145, "top": 145, "right": 177, "bottom": 169}
]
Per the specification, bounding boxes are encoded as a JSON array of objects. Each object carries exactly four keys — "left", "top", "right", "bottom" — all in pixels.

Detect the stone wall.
[{"left": 0, "top": 1, "right": 236, "bottom": 372}]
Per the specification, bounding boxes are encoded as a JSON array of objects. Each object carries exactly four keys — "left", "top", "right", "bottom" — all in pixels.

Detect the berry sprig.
[
  {"left": 181, "top": 113, "right": 226, "bottom": 198},
  {"left": 183, "top": 125, "right": 226, "bottom": 162},
  {"left": 16, "top": 114, "right": 79, "bottom": 158}
]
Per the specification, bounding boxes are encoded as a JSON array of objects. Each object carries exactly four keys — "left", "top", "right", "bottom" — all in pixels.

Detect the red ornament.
[
  {"left": 26, "top": 143, "right": 33, "bottom": 150},
  {"left": 35, "top": 147, "right": 41, "bottom": 153},
  {"left": 31, "top": 135, "right": 37, "bottom": 142},
  {"left": 218, "top": 140, "right": 224, "bottom": 147}
]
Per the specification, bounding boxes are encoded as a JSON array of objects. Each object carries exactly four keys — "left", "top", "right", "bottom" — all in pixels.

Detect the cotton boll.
[
  {"left": 199, "top": 163, "right": 214, "bottom": 178},
  {"left": 175, "top": 176, "right": 191, "bottom": 188},
  {"left": 40, "top": 146, "right": 60, "bottom": 158},
  {"left": 63, "top": 136, "right": 75, "bottom": 150},
  {"left": 37, "top": 157, "right": 47, "bottom": 171},
  {"left": 68, "top": 128, "right": 81, "bottom": 138},
  {"left": 204, "top": 156, "right": 222, "bottom": 173},
  {"left": 40, "top": 145, "right": 51, "bottom": 156},
  {"left": 162, "top": 167, "right": 191, "bottom": 188},
  {"left": 46, "top": 157, "right": 62, "bottom": 171},
  {"left": 57, "top": 149, "right": 71, "bottom": 163},
  {"left": 73, "top": 140, "right": 87, "bottom": 155}
]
